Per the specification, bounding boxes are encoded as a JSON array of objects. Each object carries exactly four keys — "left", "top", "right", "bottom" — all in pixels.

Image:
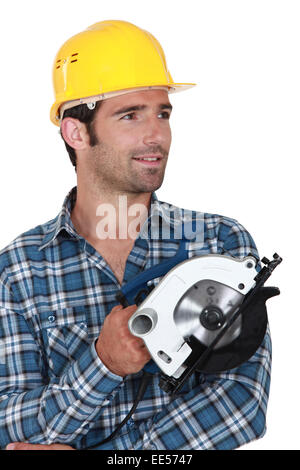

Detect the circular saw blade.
[{"left": 173, "top": 280, "right": 244, "bottom": 349}]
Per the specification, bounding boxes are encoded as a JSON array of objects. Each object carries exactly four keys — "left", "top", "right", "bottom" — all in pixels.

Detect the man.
[{"left": 0, "top": 20, "right": 271, "bottom": 450}]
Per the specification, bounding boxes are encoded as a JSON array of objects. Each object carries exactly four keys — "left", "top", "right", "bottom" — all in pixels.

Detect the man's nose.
[{"left": 142, "top": 117, "right": 167, "bottom": 146}]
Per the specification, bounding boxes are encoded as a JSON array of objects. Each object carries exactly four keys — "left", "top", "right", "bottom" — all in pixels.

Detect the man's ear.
[{"left": 60, "top": 117, "right": 90, "bottom": 150}]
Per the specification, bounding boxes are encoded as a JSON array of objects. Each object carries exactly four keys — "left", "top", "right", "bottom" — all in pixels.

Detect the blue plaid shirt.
[{"left": 0, "top": 187, "right": 271, "bottom": 450}]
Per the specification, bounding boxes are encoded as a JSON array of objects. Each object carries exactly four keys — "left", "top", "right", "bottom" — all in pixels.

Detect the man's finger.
[{"left": 6, "top": 442, "right": 74, "bottom": 450}]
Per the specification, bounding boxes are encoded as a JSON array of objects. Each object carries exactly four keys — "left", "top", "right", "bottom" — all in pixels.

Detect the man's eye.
[
  {"left": 159, "top": 111, "right": 171, "bottom": 119},
  {"left": 120, "top": 111, "right": 170, "bottom": 120},
  {"left": 121, "top": 113, "right": 135, "bottom": 120}
]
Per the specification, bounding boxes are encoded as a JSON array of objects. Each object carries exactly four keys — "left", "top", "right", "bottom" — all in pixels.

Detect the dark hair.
[{"left": 59, "top": 101, "right": 101, "bottom": 171}]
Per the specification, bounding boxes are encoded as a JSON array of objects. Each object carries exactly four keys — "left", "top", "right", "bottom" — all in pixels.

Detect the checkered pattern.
[{"left": 0, "top": 187, "right": 271, "bottom": 449}]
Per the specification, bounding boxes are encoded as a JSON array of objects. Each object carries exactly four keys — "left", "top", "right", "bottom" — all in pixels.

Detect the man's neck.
[{"left": 71, "top": 186, "right": 152, "bottom": 244}]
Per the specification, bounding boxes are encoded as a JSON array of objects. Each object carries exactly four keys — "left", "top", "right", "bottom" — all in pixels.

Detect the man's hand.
[
  {"left": 96, "top": 304, "right": 151, "bottom": 376},
  {"left": 6, "top": 442, "right": 74, "bottom": 450}
]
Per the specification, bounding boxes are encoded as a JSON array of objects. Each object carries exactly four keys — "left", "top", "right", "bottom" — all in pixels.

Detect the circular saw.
[{"left": 117, "top": 249, "right": 281, "bottom": 395}]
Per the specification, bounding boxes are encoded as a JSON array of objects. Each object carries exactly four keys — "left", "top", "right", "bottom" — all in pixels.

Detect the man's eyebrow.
[
  {"left": 160, "top": 103, "right": 173, "bottom": 112},
  {"left": 112, "top": 103, "right": 173, "bottom": 116}
]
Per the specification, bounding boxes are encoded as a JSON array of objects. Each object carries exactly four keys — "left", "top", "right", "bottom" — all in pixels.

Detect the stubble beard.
[{"left": 88, "top": 141, "right": 169, "bottom": 195}]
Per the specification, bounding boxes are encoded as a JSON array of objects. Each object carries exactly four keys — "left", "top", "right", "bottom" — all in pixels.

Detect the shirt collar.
[
  {"left": 39, "top": 186, "right": 200, "bottom": 250},
  {"left": 39, "top": 187, "right": 168, "bottom": 251},
  {"left": 139, "top": 192, "right": 200, "bottom": 242},
  {"left": 39, "top": 187, "right": 79, "bottom": 250}
]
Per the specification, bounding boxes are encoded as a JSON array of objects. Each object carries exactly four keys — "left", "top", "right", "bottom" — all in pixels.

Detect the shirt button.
[
  {"left": 48, "top": 315, "right": 56, "bottom": 323},
  {"left": 127, "top": 418, "right": 135, "bottom": 429}
]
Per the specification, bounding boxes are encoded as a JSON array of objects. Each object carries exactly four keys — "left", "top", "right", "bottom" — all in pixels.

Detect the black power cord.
[{"left": 85, "top": 371, "right": 152, "bottom": 450}]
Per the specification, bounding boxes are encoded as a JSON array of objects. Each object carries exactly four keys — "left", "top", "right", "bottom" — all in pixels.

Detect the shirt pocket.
[{"left": 39, "top": 306, "right": 90, "bottom": 378}]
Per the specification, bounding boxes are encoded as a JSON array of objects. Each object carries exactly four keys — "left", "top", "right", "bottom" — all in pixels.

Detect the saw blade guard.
[{"left": 173, "top": 279, "right": 244, "bottom": 349}]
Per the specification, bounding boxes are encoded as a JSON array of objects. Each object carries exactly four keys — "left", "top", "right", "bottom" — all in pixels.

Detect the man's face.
[{"left": 83, "top": 89, "right": 172, "bottom": 194}]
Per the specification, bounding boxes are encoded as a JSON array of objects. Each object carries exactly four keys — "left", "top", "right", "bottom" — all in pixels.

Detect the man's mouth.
[{"left": 132, "top": 155, "right": 163, "bottom": 166}]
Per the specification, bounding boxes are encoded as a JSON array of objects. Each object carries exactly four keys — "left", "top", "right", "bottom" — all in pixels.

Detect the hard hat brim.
[{"left": 50, "top": 83, "right": 196, "bottom": 126}]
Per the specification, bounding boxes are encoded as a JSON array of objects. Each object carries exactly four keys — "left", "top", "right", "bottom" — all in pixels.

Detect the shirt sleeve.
[
  {"left": 0, "top": 300, "right": 123, "bottom": 448},
  {"left": 116, "top": 219, "right": 272, "bottom": 450}
]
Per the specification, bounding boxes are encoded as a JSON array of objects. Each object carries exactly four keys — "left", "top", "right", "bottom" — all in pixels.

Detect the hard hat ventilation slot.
[
  {"left": 56, "top": 59, "right": 61, "bottom": 70},
  {"left": 71, "top": 53, "right": 79, "bottom": 63}
]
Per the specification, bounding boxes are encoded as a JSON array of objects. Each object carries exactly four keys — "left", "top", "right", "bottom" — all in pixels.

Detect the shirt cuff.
[{"left": 65, "top": 340, "right": 123, "bottom": 406}]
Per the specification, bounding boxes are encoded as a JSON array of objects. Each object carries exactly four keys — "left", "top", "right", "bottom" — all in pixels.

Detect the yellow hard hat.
[{"left": 50, "top": 20, "right": 196, "bottom": 126}]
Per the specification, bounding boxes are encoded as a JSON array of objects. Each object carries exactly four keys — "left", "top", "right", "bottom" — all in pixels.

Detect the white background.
[{"left": 0, "top": 0, "right": 299, "bottom": 450}]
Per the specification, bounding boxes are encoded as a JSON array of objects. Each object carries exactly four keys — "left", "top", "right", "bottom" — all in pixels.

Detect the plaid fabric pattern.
[{"left": 0, "top": 187, "right": 271, "bottom": 450}]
